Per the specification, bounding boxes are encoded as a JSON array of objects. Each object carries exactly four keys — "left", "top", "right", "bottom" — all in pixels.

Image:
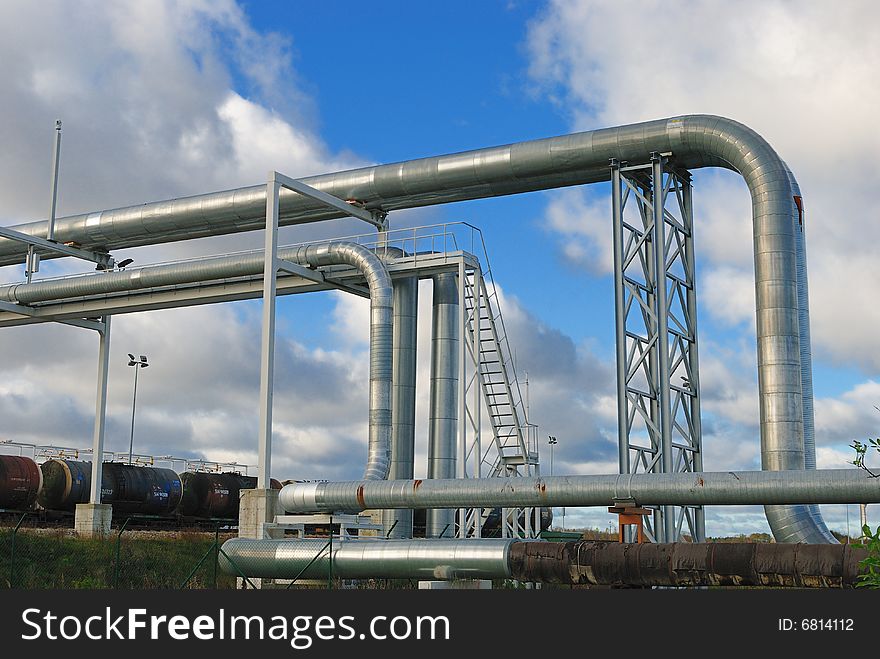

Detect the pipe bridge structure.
[{"left": 0, "top": 115, "right": 836, "bottom": 545}]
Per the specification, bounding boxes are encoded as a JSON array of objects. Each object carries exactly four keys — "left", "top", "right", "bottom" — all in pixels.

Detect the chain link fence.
[{"left": 0, "top": 515, "right": 239, "bottom": 589}]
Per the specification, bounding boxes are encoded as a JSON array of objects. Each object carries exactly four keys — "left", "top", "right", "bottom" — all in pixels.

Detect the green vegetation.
[
  {"left": 849, "top": 435, "right": 880, "bottom": 588},
  {"left": 0, "top": 527, "right": 236, "bottom": 589},
  {"left": 853, "top": 524, "right": 880, "bottom": 588}
]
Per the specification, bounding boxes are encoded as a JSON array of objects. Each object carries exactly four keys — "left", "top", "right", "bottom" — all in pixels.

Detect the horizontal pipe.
[
  {"left": 0, "top": 116, "right": 722, "bottom": 266},
  {"left": 0, "top": 242, "right": 393, "bottom": 482},
  {"left": 509, "top": 541, "right": 868, "bottom": 588},
  {"left": 219, "top": 537, "right": 515, "bottom": 581},
  {"left": 280, "top": 469, "right": 880, "bottom": 512}
]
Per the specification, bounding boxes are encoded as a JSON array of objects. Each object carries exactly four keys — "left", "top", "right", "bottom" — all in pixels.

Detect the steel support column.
[
  {"left": 611, "top": 156, "right": 704, "bottom": 542},
  {"left": 88, "top": 316, "right": 111, "bottom": 503}
]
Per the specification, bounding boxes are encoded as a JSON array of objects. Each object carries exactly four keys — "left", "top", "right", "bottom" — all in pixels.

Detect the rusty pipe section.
[
  {"left": 509, "top": 541, "right": 868, "bottom": 588},
  {"left": 279, "top": 469, "right": 880, "bottom": 513}
]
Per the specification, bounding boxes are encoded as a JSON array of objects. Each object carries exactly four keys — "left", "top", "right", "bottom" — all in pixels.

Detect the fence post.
[
  {"left": 327, "top": 515, "right": 333, "bottom": 590},
  {"left": 212, "top": 525, "right": 219, "bottom": 589},
  {"left": 10, "top": 513, "right": 27, "bottom": 589},
  {"left": 114, "top": 518, "right": 131, "bottom": 589}
]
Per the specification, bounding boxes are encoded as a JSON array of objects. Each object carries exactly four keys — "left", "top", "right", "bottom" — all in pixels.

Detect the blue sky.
[{"left": 0, "top": 0, "right": 878, "bottom": 537}]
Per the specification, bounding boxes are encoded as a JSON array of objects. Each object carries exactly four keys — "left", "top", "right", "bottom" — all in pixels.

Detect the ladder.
[{"left": 463, "top": 271, "right": 537, "bottom": 478}]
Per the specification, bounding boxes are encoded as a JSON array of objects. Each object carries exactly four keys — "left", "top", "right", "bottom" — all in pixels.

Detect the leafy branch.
[
  {"left": 853, "top": 524, "right": 880, "bottom": 588},
  {"left": 850, "top": 438, "right": 880, "bottom": 478}
]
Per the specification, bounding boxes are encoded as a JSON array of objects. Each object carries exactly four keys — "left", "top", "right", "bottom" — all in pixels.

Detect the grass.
[{"left": 0, "top": 527, "right": 237, "bottom": 589}]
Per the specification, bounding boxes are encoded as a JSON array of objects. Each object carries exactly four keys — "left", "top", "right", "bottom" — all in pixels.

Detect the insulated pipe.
[
  {"left": 0, "top": 115, "right": 827, "bottom": 541},
  {"left": 219, "top": 537, "right": 866, "bottom": 587},
  {"left": 218, "top": 537, "right": 515, "bottom": 581},
  {"left": 0, "top": 242, "right": 393, "bottom": 482},
  {"left": 379, "top": 248, "right": 418, "bottom": 538},
  {"left": 426, "top": 273, "right": 459, "bottom": 538},
  {"left": 279, "top": 469, "right": 880, "bottom": 512},
  {"left": 767, "top": 165, "right": 836, "bottom": 543},
  {"left": 509, "top": 541, "right": 867, "bottom": 588}
]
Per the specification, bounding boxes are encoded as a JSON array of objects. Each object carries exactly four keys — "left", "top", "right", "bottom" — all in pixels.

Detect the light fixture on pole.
[
  {"left": 127, "top": 353, "right": 149, "bottom": 465},
  {"left": 548, "top": 436, "right": 557, "bottom": 476}
]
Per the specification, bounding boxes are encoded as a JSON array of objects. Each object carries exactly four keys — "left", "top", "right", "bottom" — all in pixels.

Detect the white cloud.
[{"left": 528, "top": 0, "right": 880, "bottom": 371}]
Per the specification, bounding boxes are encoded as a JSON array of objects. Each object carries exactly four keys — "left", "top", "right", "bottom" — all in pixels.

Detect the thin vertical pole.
[
  {"left": 327, "top": 515, "right": 333, "bottom": 590},
  {"left": 611, "top": 162, "right": 629, "bottom": 478},
  {"left": 47, "top": 120, "right": 62, "bottom": 242},
  {"left": 257, "top": 176, "right": 281, "bottom": 489},
  {"left": 457, "top": 261, "right": 467, "bottom": 538},
  {"left": 127, "top": 365, "right": 139, "bottom": 465},
  {"left": 90, "top": 316, "right": 111, "bottom": 504},
  {"left": 611, "top": 163, "right": 635, "bottom": 542},
  {"left": 473, "top": 269, "right": 482, "bottom": 537},
  {"left": 682, "top": 172, "right": 706, "bottom": 542},
  {"left": 651, "top": 153, "right": 674, "bottom": 543}
]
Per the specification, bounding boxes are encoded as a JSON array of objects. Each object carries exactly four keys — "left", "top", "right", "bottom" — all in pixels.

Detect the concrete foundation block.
[
  {"left": 238, "top": 488, "right": 279, "bottom": 539},
  {"left": 74, "top": 503, "right": 112, "bottom": 537}
]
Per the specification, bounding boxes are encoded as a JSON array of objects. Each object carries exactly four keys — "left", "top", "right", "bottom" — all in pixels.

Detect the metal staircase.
[{"left": 462, "top": 272, "right": 537, "bottom": 479}]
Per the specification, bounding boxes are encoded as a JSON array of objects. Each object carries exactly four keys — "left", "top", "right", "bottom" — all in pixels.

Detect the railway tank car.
[
  {"left": 177, "top": 472, "right": 281, "bottom": 519},
  {"left": 0, "top": 455, "right": 42, "bottom": 510},
  {"left": 38, "top": 459, "right": 182, "bottom": 515}
]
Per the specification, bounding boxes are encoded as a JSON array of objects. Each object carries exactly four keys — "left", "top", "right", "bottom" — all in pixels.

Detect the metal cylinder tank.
[
  {"left": 38, "top": 460, "right": 182, "bottom": 515},
  {"left": 102, "top": 462, "right": 182, "bottom": 515},
  {"left": 0, "top": 455, "right": 42, "bottom": 510},
  {"left": 179, "top": 472, "right": 257, "bottom": 519},
  {"left": 37, "top": 459, "right": 90, "bottom": 511}
]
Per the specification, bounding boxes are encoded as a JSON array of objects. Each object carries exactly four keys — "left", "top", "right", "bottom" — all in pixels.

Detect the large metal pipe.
[
  {"left": 426, "top": 273, "right": 459, "bottom": 537},
  {"left": 0, "top": 242, "right": 393, "bottom": 482},
  {"left": 508, "top": 541, "right": 867, "bottom": 588},
  {"left": 0, "top": 115, "right": 826, "bottom": 541},
  {"left": 767, "top": 165, "right": 836, "bottom": 543},
  {"left": 218, "top": 537, "right": 515, "bottom": 581},
  {"left": 280, "top": 469, "right": 880, "bottom": 512},
  {"left": 219, "top": 537, "right": 866, "bottom": 587},
  {"left": 382, "top": 251, "right": 419, "bottom": 538}
]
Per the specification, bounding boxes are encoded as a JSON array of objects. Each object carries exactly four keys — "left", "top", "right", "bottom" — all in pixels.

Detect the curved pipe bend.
[{"left": 0, "top": 115, "right": 829, "bottom": 541}]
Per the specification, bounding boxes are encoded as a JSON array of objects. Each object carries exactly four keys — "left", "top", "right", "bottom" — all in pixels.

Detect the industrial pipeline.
[
  {"left": 219, "top": 537, "right": 868, "bottom": 588},
  {"left": 0, "top": 115, "right": 837, "bottom": 542}
]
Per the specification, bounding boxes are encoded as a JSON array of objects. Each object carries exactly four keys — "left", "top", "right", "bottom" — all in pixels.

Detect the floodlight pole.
[{"left": 127, "top": 355, "right": 149, "bottom": 465}]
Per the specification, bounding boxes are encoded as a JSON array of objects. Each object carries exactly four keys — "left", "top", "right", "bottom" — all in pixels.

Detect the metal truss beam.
[{"left": 611, "top": 155, "right": 704, "bottom": 543}]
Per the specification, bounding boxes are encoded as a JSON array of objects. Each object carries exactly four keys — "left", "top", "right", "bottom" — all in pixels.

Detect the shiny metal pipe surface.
[
  {"left": 0, "top": 115, "right": 828, "bottom": 541},
  {"left": 426, "top": 273, "right": 459, "bottom": 537},
  {"left": 219, "top": 537, "right": 515, "bottom": 580},
  {"left": 383, "top": 256, "right": 418, "bottom": 537},
  {"left": 1, "top": 242, "right": 393, "bottom": 483},
  {"left": 279, "top": 470, "right": 880, "bottom": 512}
]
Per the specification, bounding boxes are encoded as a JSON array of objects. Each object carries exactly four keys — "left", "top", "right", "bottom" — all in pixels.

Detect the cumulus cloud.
[{"left": 528, "top": 0, "right": 880, "bottom": 371}]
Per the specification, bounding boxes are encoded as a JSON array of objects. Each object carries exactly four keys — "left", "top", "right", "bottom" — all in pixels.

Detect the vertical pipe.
[
  {"left": 89, "top": 316, "right": 111, "bottom": 504},
  {"left": 383, "top": 275, "right": 418, "bottom": 539},
  {"left": 682, "top": 174, "right": 706, "bottom": 542},
  {"left": 651, "top": 153, "right": 674, "bottom": 543},
  {"left": 257, "top": 179, "right": 280, "bottom": 489},
  {"left": 47, "top": 120, "right": 62, "bottom": 242},
  {"left": 427, "top": 272, "right": 459, "bottom": 537}
]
